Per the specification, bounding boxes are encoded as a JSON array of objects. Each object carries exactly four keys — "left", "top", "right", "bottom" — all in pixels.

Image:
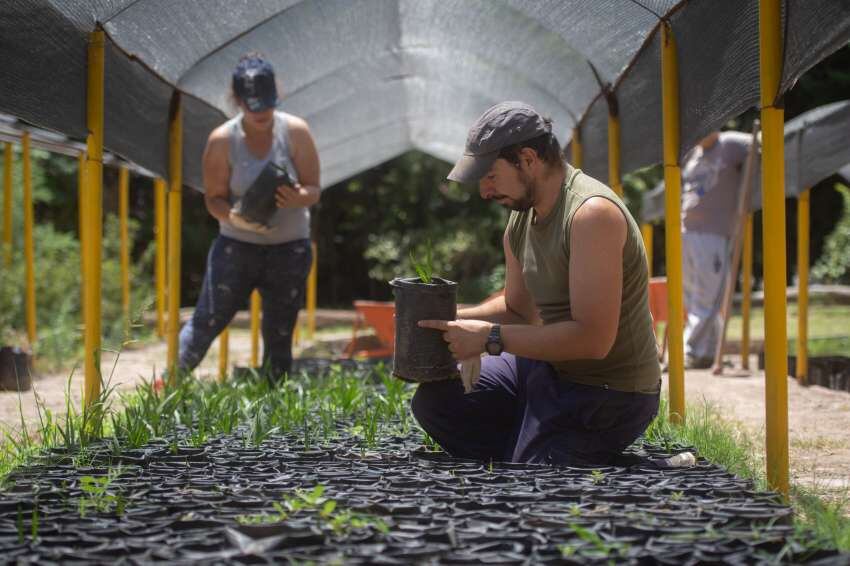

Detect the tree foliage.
[{"left": 812, "top": 183, "right": 850, "bottom": 285}]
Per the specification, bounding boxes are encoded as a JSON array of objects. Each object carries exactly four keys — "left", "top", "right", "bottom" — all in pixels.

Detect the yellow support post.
[
  {"left": 607, "top": 113, "right": 623, "bottom": 197},
  {"left": 759, "top": 0, "right": 789, "bottom": 496},
  {"left": 84, "top": 29, "right": 105, "bottom": 405},
  {"left": 250, "top": 290, "right": 261, "bottom": 367},
  {"left": 2, "top": 142, "right": 12, "bottom": 266},
  {"left": 307, "top": 241, "right": 318, "bottom": 339},
  {"left": 119, "top": 166, "right": 130, "bottom": 334},
  {"left": 166, "top": 93, "right": 183, "bottom": 381},
  {"left": 741, "top": 213, "right": 753, "bottom": 370},
  {"left": 154, "top": 178, "right": 167, "bottom": 338},
  {"left": 218, "top": 327, "right": 229, "bottom": 382},
  {"left": 796, "top": 188, "right": 810, "bottom": 385},
  {"left": 661, "top": 22, "right": 685, "bottom": 424},
  {"left": 78, "top": 151, "right": 86, "bottom": 316},
  {"left": 641, "top": 223, "right": 653, "bottom": 277},
  {"left": 22, "top": 133, "right": 36, "bottom": 346},
  {"left": 571, "top": 126, "right": 583, "bottom": 169}
]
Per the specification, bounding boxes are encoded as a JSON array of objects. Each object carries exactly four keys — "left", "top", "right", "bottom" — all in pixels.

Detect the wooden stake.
[{"left": 712, "top": 121, "right": 761, "bottom": 375}]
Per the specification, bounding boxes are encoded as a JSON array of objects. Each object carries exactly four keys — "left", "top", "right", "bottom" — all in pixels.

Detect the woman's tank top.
[{"left": 220, "top": 111, "right": 310, "bottom": 244}]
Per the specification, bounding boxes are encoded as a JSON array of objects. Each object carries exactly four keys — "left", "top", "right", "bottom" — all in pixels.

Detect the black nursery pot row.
[{"left": 0, "top": 424, "right": 838, "bottom": 564}]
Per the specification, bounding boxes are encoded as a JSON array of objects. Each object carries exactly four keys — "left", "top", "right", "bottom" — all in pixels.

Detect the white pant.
[{"left": 682, "top": 231, "right": 730, "bottom": 359}]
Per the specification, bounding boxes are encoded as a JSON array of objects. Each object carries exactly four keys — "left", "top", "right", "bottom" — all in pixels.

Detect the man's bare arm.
[{"left": 423, "top": 197, "right": 626, "bottom": 362}]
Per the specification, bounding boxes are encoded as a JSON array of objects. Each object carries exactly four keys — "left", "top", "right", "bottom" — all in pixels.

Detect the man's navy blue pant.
[
  {"left": 412, "top": 353, "right": 660, "bottom": 466},
  {"left": 178, "top": 235, "right": 311, "bottom": 378}
]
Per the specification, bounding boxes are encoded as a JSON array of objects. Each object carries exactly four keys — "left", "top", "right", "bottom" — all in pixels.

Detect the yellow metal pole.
[
  {"left": 166, "top": 93, "right": 183, "bottom": 381},
  {"left": 741, "top": 213, "right": 753, "bottom": 370},
  {"left": 571, "top": 126, "right": 583, "bottom": 169},
  {"left": 661, "top": 22, "right": 685, "bottom": 423},
  {"left": 22, "top": 133, "right": 36, "bottom": 346},
  {"left": 119, "top": 166, "right": 130, "bottom": 334},
  {"left": 607, "top": 113, "right": 623, "bottom": 197},
  {"left": 78, "top": 150, "right": 86, "bottom": 317},
  {"left": 641, "top": 223, "right": 653, "bottom": 278},
  {"left": 796, "top": 188, "right": 810, "bottom": 385},
  {"left": 154, "top": 177, "right": 167, "bottom": 338},
  {"left": 759, "top": 0, "right": 789, "bottom": 496},
  {"left": 84, "top": 29, "right": 105, "bottom": 405},
  {"left": 307, "top": 241, "right": 318, "bottom": 339},
  {"left": 2, "top": 142, "right": 12, "bottom": 266},
  {"left": 218, "top": 327, "right": 229, "bottom": 382},
  {"left": 250, "top": 290, "right": 261, "bottom": 367}
]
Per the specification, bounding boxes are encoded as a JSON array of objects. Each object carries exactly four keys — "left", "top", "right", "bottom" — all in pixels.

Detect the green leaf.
[{"left": 321, "top": 500, "right": 337, "bottom": 516}]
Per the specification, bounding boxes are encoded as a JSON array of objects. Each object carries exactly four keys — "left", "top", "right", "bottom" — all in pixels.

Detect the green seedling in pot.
[
  {"left": 78, "top": 465, "right": 126, "bottom": 517},
  {"left": 409, "top": 240, "right": 434, "bottom": 284}
]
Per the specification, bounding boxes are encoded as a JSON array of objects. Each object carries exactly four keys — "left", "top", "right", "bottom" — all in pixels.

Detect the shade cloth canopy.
[{"left": 1, "top": 1, "right": 849, "bottom": 191}]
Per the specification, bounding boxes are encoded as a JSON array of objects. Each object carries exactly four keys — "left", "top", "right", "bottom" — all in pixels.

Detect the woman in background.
[{"left": 169, "top": 52, "right": 320, "bottom": 384}]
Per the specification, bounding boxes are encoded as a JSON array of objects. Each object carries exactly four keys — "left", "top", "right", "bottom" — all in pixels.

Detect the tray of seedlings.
[{"left": 0, "top": 359, "right": 843, "bottom": 564}]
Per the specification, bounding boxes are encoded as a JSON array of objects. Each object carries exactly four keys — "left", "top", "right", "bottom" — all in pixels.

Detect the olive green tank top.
[{"left": 507, "top": 165, "right": 661, "bottom": 393}]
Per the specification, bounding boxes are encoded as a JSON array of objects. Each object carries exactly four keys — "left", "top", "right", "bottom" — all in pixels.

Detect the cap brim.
[{"left": 447, "top": 151, "right": 497, "bottom": 184}]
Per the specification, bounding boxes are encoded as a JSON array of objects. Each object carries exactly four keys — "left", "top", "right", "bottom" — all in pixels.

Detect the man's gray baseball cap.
[{"left": 448, "top": 101, "right": 552, "bottom": 184}]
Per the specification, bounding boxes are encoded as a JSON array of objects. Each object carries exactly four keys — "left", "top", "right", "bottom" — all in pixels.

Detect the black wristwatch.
[{"left": 485, "top": 324, "right": 503, "bottom": 356}]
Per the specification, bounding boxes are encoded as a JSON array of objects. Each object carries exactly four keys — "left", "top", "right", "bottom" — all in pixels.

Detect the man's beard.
[{"left": 501, "top": 171, "right": 535, "bottom": 212}]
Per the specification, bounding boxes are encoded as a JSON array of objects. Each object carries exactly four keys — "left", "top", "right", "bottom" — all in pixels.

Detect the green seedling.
[
  {"left": 237, "top": 485, "right": 387, "bottom": 535},
  {"left": 78, "top": 466, "right": 126, "bottom": 517},
  {"left": 670, "top": 490, "right": 684, "bottom": 502},
  {"left": 559, "top": 523, "right": 628, "bottom": 562},
  {"left": 409, "top": 240, "right": 434, "bottom": 284},
  {"left": 590, "top": 469, "right": 605, "bottom": 484},
  {"left": 31, "top": 506, "right": 39, "bottom": 540}
]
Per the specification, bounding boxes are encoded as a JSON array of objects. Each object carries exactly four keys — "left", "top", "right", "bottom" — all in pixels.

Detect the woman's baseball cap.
[{"left": 232, "top": 55, "right": 278, "bottom": 112}]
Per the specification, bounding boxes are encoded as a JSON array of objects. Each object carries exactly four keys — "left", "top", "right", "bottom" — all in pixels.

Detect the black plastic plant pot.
[
  {"left": 234, "top": 161, "right": 294, "bottom": 226},
  {"left": 390, "top": 277, "right": 459, "bottom": 383},
  {"left": 0, "top": 346, "right": 33, "bottom": 391}
]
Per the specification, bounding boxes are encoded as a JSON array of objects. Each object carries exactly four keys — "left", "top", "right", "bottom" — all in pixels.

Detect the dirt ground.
[
  {"left": 2, "top": 330, "right": 848, "bottom": 497},
  {"left": 663, "top": 357, "right": 850, "bottom": 495}
]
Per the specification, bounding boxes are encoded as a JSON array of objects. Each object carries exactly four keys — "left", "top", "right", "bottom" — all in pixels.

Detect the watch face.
[{"left": 486, "top": 340, "right": 501, "bottom": 356}]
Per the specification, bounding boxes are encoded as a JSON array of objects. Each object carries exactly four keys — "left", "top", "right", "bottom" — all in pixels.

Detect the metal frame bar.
[
  {"left": 607, "top": 114, "right": 623, "bottom": 197},
  {"left": 119, "top": 166, "right": 131, "bottom": 334},
  {"left": 22, "top": 133, "right": 36, "bottom": 346},
  {"left": 251, "top": 290, "right": 261, "bottom": 367},
  {"left": 154, "top": 177, "right": 167, "bottom": 338},
  {"left": 84, "top": 29, "right": 105, "bottom": 405},
  {"left": 741, "top": 213, "right": 753, "bottom": 370},
  {"left": 796, "top": 188, "right": 810, "bottom": 385},
  {"left": 166, "top": 92, "right": 183, "bottom": 380},
  {"left": 759, "top": 0, "right": 790, "bottom": 496},
  {"left": 661, "top": 21, "right": 685, "bottom": 423}
]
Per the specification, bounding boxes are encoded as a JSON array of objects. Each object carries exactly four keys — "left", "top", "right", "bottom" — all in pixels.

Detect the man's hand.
[
  {"left": 417, "top": 319, "right": 492, "bottom": 360},
  {"left": 275, "top": 183, "right": 311, "bottom": 208},
  {"left": 228, "top": 208, "right": 271, "bottom": 233}
]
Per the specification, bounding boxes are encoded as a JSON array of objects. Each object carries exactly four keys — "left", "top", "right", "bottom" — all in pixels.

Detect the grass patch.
[
  {"left": 726, "top": 303, "right": 850, "bottom": 350},
  {"left": 647, "top": 397, "right": 850, "bottom": 551}
]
